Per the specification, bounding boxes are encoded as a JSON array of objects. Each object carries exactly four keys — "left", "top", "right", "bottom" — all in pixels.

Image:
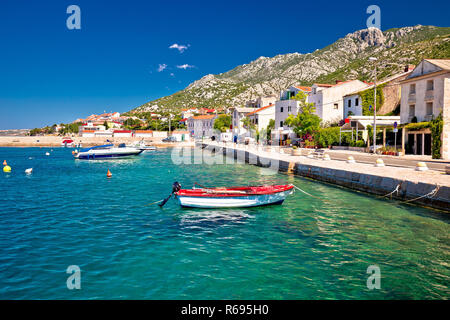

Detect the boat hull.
[
  {"left": 75, "top": 148, "right": 143, "bottom": 160},
  {"left": 177, "top": 189, "right": 293, "bottom": 208}
]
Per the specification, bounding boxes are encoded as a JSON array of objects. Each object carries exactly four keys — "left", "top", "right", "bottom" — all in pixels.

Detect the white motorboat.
[
  {"left": 131, "top": 141, "right": 156, "bottom": 151},
  {"left": 74, "top": 144, "right": 143, "bottom": 160}
]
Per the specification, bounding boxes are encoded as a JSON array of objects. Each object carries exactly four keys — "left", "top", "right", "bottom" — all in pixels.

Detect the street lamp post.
[{"left": 369, "top": 57, "right": 378, "bottom": 154}]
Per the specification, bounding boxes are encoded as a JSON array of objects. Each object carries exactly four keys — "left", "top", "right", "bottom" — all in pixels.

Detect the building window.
[
  {"left": 355, "top": 98, "right": 359, "bottom": 106},
  {"left": 426, "top": 102, "right": 433, "bottom": 115},
  {"left": 313, "top": 88, "right": 316, "bottom": 94},
  {"left": 348, "top": 100, "right": 351, "bottom": 108},
  {"left": 280, "top": 107, "right": 284, "bottom": 113},
  {"left": 280, "top": 121, "right": 284, "bottom": 128},
  {"left": 334, "top": 103, "right": 338, "bottom": 109},
  {"left": 409, "top": 104, "right": 415, "bottom": 118},
  {"left": 288, "top": 106, "right": 291, "bottom": 112},
  {"left": 427, "top": 80, "right": 434, "bottom": 91},
  {"left": 410, "top": 84, "right": 416, "bottom": 94}
]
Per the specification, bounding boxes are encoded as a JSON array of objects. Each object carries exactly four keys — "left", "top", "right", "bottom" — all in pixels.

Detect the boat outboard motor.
[{"left": 172, "top": 182, "right": 182, "bottom": 194}]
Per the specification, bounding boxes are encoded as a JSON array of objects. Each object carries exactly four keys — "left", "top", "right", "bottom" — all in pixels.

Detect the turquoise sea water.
[{"left": 0, "top": 147, "right": 449, "bottom": 299}]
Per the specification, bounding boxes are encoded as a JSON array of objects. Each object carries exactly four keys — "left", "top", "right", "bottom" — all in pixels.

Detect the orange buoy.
[
  {"left": 3, "top": 160, "right": 7, "bottom": 166},
  {"left": 107, "top": 169, "right": 112, "bottom": 178}
]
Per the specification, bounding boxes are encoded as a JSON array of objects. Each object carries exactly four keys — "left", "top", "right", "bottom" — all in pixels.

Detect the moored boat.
[
  {"left": 61, "top": 138, "right": 74, "bottom": 147},
  {"left": 74, "top": 143, "right": 143, "bottom": 160},
  {"left": 175, "top": 184, "right": 294, "bottom": 208}
]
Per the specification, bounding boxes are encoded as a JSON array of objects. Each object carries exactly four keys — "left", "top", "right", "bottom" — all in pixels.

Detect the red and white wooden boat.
[{"left": 175, "top": 185, "right": 294, "bottom": 208}]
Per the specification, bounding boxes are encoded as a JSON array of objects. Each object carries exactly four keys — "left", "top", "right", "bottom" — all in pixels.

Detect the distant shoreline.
[{"left": 0, "top": 136, "right": 194, "bottom": 148}]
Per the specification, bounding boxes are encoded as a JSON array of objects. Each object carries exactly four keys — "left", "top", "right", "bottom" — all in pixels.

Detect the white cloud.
[
  {"left": 177, "top": 64, "right": 194, "bottom": 70},
  {"left": 169, "top": 43, "right": 189, "bottom": 53},
  {"left": 158, "top": 64, "right": 167, "bottom": 72}
]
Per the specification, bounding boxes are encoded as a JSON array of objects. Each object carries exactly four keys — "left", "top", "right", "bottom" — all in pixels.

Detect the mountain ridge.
[{"left": 131, "top": 25, "right": 450, "bottom": 114}]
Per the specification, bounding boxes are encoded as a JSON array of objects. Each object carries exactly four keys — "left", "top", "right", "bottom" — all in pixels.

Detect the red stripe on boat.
[{"left": 176, "top": 185, "right": 293, "bottom": 198}]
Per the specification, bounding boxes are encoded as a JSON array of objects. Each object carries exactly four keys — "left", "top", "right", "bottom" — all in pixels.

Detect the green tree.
[
  {"left": 266, "top": 119, "right": 275, "bottom": 141},
  {"left": 284, "top": 92, "right": 321, "bottom": 137},
  {"left": 213, "top": 114, "right": 232, "bottom": 132}
]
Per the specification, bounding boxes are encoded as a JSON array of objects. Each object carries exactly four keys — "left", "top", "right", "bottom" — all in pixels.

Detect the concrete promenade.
[{"left": 200, "top": 141, "right": 450, "bottom": 212}]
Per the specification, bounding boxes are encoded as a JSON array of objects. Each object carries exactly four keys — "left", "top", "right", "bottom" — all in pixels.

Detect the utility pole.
[{"left": 369, "top": 57, "right": 378, "bottom": 154}]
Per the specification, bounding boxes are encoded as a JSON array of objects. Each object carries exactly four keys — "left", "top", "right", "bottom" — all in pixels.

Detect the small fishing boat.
[
  {"left": 74, "top": 143, "right": 143, "bottom": 160},
  {"left": 61, "top": 139, "right": 74, "bottom": 147},
  {"left": 174, "top": 184, "right": 294, "bottom": 208}
]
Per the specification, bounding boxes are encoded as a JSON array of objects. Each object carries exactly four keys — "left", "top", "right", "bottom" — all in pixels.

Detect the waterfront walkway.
[{"left": 200, "top": 141, "right": 450, "bottom": 212}]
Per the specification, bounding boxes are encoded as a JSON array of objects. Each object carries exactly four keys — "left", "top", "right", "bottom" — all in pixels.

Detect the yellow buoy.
[
  {"left": 3, "top": 160, "right": 7, "bottom": 166},
  {"left": 347, "top": 156, "right": 355, "bottom": 164},
  {"left": 107, "top": 169, "right": 112, "bottom": 178},
  {"left": 3, "top": 165, "right": 11, "bottom": 173}
]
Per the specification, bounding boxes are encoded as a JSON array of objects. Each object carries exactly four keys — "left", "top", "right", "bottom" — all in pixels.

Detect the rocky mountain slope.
[{"left": 131, "top": 25, "right": 450, "bottom": 114}]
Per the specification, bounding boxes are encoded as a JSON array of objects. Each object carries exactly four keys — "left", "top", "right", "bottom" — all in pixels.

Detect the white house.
[
  {"left": 187, "top": 114, "right": 217, "bottom": 139},
  {"left": 247, "top": 104, "right": 275, "bottom": 137},
  {"left": 400, "top": 59, "right": 450, "bottom": 158},
  {"left": 113, "top": 130, "right": 133, "bottom": 138},
  {"left": 272, "top": 86, "right": 311, "bottom": 144},
  {"left": 245, "top": 95, "right": 277, "bottom": 109},
  {"left": 308, "top": 80, "right": 368, "bottom": 124},
  {"left": 172, "top": 130, "right": 191, "bottom": 142},
  {"left": 134, "top": 130, "right": 153, "bottom": 138},
  {"left": 343, "top": 67, "right": 414, "bottom": 118},
  {"left": 231, "top": 107, "right": 257, "bottom": 139},
  {"left": 94, "top": 130, "right": 113, "bottom": 138}
]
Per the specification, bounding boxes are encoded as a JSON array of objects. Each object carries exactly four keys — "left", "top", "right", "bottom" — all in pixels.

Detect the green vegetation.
[
  {"left": 266, "top": 119, "right": 275, "bottom": 141},
  {"left": 284, "top": 92, "right": 321, "bottom": 137},
  {"left": 360, "top": 84, "right": 385, "bottom": 116},
  {"left": 403, "top": 121, "right": 431, "bottom": 131},
  {"left": 213, "top": 115, "right": 232, "bottom": 132},
  {"left": 430, "top": 113, "right": 443, "bottom": 159}
]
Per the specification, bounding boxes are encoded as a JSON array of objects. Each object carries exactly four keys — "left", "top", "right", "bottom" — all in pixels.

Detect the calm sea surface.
[{"left": 0, "top": 147, "right": 448, "bottom": 299}]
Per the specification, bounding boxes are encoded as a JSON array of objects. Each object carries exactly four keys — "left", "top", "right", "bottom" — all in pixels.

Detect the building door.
[
  {"left": 407, "top": 134, "right": 415, "bottom": 154},
  {"left": 416, "top": 134, "right": 423, "bottom": 155},
  {"left": 424, "top": 134, "right": 432, "bottom": 156}
]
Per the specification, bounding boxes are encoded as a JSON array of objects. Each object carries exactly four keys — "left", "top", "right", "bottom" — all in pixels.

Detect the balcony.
[{"left": 424, "top": 115, "right": 433, "bottom": 122}]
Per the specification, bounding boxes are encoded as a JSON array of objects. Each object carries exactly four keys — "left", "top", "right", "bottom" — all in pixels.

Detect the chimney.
[{"left": 405, "top": 65, "right": 415, "bottom": 72}]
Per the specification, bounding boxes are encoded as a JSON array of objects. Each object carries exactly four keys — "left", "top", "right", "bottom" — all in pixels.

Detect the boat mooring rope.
[
  {"left": 292, "top": 184, "right": 323, "bottom": 200},
  {"left": 144, "top": 199, "right": 163, "bottom": 206},
  {"left": 376, "top": 184, "right": 401, "bottom": 199},
  {"left": 400, "top": 185, "right": 440, "bottom": 204}
]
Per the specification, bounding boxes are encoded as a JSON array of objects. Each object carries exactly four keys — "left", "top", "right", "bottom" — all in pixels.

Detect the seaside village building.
[
  {"left": 247, "top": 104, "right": 275, "bottom": 136},
  {"left": 343, "top": 66, "right": 414, "bottom": 118},
  {"left": 308, "top": 80, "right": 368, "bottom": 124},
  {"left": 399, "top": 59, "right": 450, "bottom": 159},
  {"left": 187, "top": 114, "right": 217, "bottom": 139},
  {"left": 231, "top": 107, "right": 258, "bottom": 141},
  {"left": 245, "top": 95, "right": 277, "bottom": 109},
  {"left": 272, "top": 86, "right": 312, "bottom": 144}
]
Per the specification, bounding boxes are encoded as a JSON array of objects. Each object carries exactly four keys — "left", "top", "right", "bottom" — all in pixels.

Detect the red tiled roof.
[
  {"left": 295, "top": 86, "right": 312, "bottom": 92},
  {"left": 134, "top": 130, "right": 153, "bottom": 133},
  {"left": 113, "top": 130, "right": 132, "bottom": 133},
  {"left": 191, "top": 115, "right": 216, "bottom": 120},
  {"left": 247, "top": 104, "right": 274, "bottom": 116}
]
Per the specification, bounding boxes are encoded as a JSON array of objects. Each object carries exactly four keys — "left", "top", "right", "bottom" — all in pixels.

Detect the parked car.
[
  {"left": 290, "top": 138, "right": 303, "bottom": 147},
  {"left": 162, "top": 136, "right": 177, "bottom": 143}
]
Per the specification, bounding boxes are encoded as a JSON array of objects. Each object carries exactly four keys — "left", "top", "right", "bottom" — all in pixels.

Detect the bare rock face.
[{"left": 134, "top": 25, "right": 448, "bottom": 113}]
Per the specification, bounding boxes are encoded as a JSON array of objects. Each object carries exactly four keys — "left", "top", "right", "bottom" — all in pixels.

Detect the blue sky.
[{"left": 0, "top": 0, "right": 449, "bottom": 129}]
